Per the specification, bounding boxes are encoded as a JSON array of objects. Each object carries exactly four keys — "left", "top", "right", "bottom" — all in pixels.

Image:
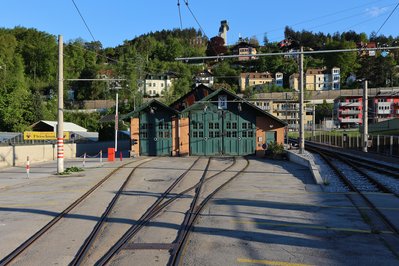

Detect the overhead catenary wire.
[
  {"left": 177, "top": 0, "right": 183, "bottom": 29},
  {"left": 71, "top": 0, "right": 96, "bottom": 42},
  {"left": 375, "top": 2, "right": 399, "bottom": 35},
  {"left": 176, "top": 46, "right": 399, "bottom": 61},
  {"left": 183, "top": 0, "right": 207, "bottom": 38}
]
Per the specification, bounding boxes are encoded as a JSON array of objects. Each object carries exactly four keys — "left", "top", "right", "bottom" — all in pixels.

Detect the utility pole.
[
  {"left": 312, "top": 105, "right": 316, "bottom": 138},
  {"left": 57, "top": 35, "right": 64, "bottom": 174},
  {"left": 362, "top": 80, "right": 368, "bottom": 152},
  {"left": 115, "top": 91, "right": 119, "bottom": 152},
  {"left": 299, "top": 46, "right": 305, "bottom": 154}
]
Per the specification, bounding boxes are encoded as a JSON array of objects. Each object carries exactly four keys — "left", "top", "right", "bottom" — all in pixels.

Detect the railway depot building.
[{"left": 125, "top": 86, "right": 286, "bottom": 157}]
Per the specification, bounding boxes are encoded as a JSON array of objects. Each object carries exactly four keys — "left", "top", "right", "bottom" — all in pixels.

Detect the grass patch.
[{"left": 59, "top": 166, "right": 84, "bottom": 175}]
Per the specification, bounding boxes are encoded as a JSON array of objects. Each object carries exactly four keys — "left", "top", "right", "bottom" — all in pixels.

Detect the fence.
[{"left": 307, "top": 131, "right": 399, "bottom": 157}]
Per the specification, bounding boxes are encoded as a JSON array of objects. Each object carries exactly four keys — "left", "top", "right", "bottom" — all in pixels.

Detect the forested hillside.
[{"left": 0, "top": 26, "right": 398, "bottom": 132}]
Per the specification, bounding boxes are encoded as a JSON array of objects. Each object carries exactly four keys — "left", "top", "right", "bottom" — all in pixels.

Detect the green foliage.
[
  {"left": 267, "top": 141, "right": 285, "bottom": 155},
  {"left": 59, "top": 166, "right": 84, "bottom": 175},
  {"left": 315, "top": 100, "right": 333, "bottom": 123}
]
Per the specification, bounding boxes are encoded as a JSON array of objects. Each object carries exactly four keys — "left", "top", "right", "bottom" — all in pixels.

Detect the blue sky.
[{"left": 1, "top": 0, "right": 399, "bottom": 48}]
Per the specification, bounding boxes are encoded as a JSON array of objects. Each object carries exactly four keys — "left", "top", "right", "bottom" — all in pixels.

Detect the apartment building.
[
  {"left": 289, "top": 67, "right": 340, "bottom": 91},
  {"left": 239, "top": 72, "right": 283, "bottom": 92},
  {"left": 334, "top": 96, "right": 363, "bottom": 128},
  {"left": 370, "top": 90, "right": 399, "bottom": 122},
  {"left": 139, "top": 72, "right": 178, "bottom": 97},
  {"left": 249, "top": 98, "right": 313, "bottom": 131}
]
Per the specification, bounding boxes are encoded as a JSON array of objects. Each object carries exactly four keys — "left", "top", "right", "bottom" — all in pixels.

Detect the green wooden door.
[
  {"left": 190, "top": 109, "right": 222, "bottom": 156},
  {"left": 139, "top": 112, "right": 172, "bottom": 156},
  {"left": 223, "top": 110, "right": 255, "bottom": 156}
]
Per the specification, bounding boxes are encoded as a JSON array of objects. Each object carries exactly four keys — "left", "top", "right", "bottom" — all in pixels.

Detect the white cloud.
[{"left": 366, "top": 7, "right": 388, "bottom": 17}]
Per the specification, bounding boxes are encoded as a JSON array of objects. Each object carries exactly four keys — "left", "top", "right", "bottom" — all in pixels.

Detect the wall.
[
  {"left": 130, "top": 117, "right": 140, "bottom": 157},
  {"left": 0, "top": 144, "right": 76, "bottom": 168},
  {"left": 255, "top": 116, "right": 285, "bottom": 156},
  {"left": 179, "top": 117, "right": 190, "bottom": 156}
]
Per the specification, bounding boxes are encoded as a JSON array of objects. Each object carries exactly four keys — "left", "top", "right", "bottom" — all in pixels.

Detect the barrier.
[{"left": 108, "top": 148, "right": 115, "bottom": 162}]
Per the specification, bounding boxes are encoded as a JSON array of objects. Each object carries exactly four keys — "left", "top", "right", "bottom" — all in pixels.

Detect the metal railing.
[{"left": 307, "top": 131, "right": 399, "bottom": 157}]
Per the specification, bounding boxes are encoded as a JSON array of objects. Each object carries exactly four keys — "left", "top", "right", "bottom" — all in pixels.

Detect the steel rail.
[
  {"left": 307, "top": 146, "right": 399, "bottom": 234},
  {"left": 0, "top": 158, "right": 150, "bottom": 266},
  {"left": 70, "top": 157, "right": 156, "bottom": 265},
  {"left": 94, "top": 156, "right": 206, "bottom": 265},
  {"left": 95, "top": 157, "right": 238, "bottom": 265},
  {"left": 170, "top": 157, "right": 250, "bottom": 266}
]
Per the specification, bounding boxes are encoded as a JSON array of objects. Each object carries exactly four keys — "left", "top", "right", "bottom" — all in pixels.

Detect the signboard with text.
[{"left": 24, "top": 131, "right": 70, "bottom": 140}]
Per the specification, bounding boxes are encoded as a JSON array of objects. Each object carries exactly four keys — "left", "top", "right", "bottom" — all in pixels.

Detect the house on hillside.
[
  {"left": 194, "top": 70, "right": 214, "bottom": 88},
  {"left": 239, "top": 72, "right": 283, "bottom": 92},
  {"left": 138, "top": 72, "right": 178, "bottom": 97},
  {"left": 290, "top": 67, "right": 340, "bottom": 91},
  {"left": 232, "top": 41, "right": 258, "bottom": 61}
]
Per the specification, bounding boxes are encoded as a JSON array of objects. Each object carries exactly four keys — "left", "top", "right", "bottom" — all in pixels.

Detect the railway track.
[
  {"left": 0, "top": 157, "right": 154, "bottom": 266},
  {"left": 88, "top": 157, "right": 249, "bottom": 266},
  {"left": 305, "top": 145, "right": 399, "bottom": 235}
]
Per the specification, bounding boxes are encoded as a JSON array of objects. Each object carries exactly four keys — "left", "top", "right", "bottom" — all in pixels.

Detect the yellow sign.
[{"left": 24, "top": 131, "right": 70, "bottom": 140}]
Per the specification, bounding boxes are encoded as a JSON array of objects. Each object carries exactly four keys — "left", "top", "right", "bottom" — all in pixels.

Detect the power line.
[
  {"left": 176, "top": 46, "right": 399, "bottom": 61},
  {"left": 183, "top": 0, "right": 207, "bottom": 38},
  {"left": 375, "top": 2, "right": 399, "bottom": 35},
  {"left": 177, "top": 0, "right": 183, "bottom": 29},
  {"left": 71, "top": 0, "right": 96, "bottom": 42}
]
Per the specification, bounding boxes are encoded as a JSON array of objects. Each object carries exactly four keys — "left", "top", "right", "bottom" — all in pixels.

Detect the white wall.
[{"left": 0, "top": 144, "right": 76, "bottom": 168}]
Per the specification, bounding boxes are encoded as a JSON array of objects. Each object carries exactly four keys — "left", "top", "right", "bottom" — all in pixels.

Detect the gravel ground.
[
  {"left": 303, "top": 151, "right": 349, "bottom": 193},
  {"left": 360, "top": 167, "right": 399, "bottom": 195}
]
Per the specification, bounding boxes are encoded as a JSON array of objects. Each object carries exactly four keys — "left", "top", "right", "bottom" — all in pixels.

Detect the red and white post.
[
  {"left": 83, "top": 153, "right": 86, "bottom": 167},
  {"left": 26, "top": 156, "right": 30, "bottom": 178},
  {"left": 100, "top": 150, "right": 103, "bottom": 166}
]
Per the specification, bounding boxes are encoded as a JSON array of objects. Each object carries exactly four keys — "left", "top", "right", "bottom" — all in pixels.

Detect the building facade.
[
  {"left": 249, "top": 99, "right": 313, "bottom": 131},
  {"left": 370, "top": 90, "right": 399, "bottom": 122},
  {"left": 334, "top": 96, "right": 363, "bottom": 128},
  {"left": 194, "top": 70, "right": 214, "bottom": 88},
  {"left": 139, "top": 72, "right": 178, "bottom": 97},
  {"left": 290, "top": 67, "right": 340, "bottom": 91},
  {"left": 126, "top": 87, "right": 286, "bottom": 157},
  {"left": 239, "top": 72, "right": 283, "bottom": 92},
  {"left": 232, "top": 41, "right": 258, "bottom": 61}
]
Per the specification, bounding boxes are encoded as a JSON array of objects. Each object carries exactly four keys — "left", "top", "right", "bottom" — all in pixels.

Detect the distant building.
[
  {"left": 289, "top": 67, "right": 340, "bottom": 91},
  {"left": 248, "top": 98, "right": 313, "bottom": 131},
  {"left": 139, "top": 72, "right": 178, "bottom": 97},
  {"left": 239, "top": 72, "right": 283, "bottom": 92},
  {"left": 371, "top": 89, "right": 399, "bottom": 123},
  {"left": 194, "top": 70, "right": 214, "bottom": 88},
  {"left": 232, "top": 41, "right": 258, "bottom": 61},
  {"left": 334, "top": 96, "right": 363, "bottom": 128}
]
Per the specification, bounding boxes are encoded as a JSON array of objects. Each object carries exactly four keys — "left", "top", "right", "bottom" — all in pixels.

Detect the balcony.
[
  {"left": 377, "top": 109, "right": 391, "bottom": 115},
  {"left": 340, "top": 110, "right": 361, "bottom": 115},
  {"left": 339, "top": 102, "right": 361, "bottom": 107},
  {"left": 339, "top": 118, "right": 362, "bottom": 123}
]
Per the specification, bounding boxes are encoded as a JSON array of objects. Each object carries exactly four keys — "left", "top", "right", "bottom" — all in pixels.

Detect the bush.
[{"left": 267, "top": 141, "right": 285, "bottom": 155}]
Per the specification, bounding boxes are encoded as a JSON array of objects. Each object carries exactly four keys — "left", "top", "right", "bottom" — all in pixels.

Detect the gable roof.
[
  {"left": 30, "top": 120, "right": 87, "bottom": 132},
  {"left": 122, "top": 99, "right": 179, "bottom": 120},
  {"left": 169, "top": 84, "right": 215, "bottom": 111},
  {"left": 181, "top": 88, "right": 287, "bottom": 126}
]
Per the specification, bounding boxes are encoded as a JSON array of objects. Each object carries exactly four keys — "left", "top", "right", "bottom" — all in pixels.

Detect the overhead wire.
[
  {"left": 71, "top": 0, "right": 96, "bottom": 42},
  {"left": 183, "top": 0, "right": 207, "bottom": 38},
  {"left": 177, "top": 0, "right": 183, "bottom": 29},
  {"left": 375, "top": 2, "right": 399, "bottom": 35}
]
